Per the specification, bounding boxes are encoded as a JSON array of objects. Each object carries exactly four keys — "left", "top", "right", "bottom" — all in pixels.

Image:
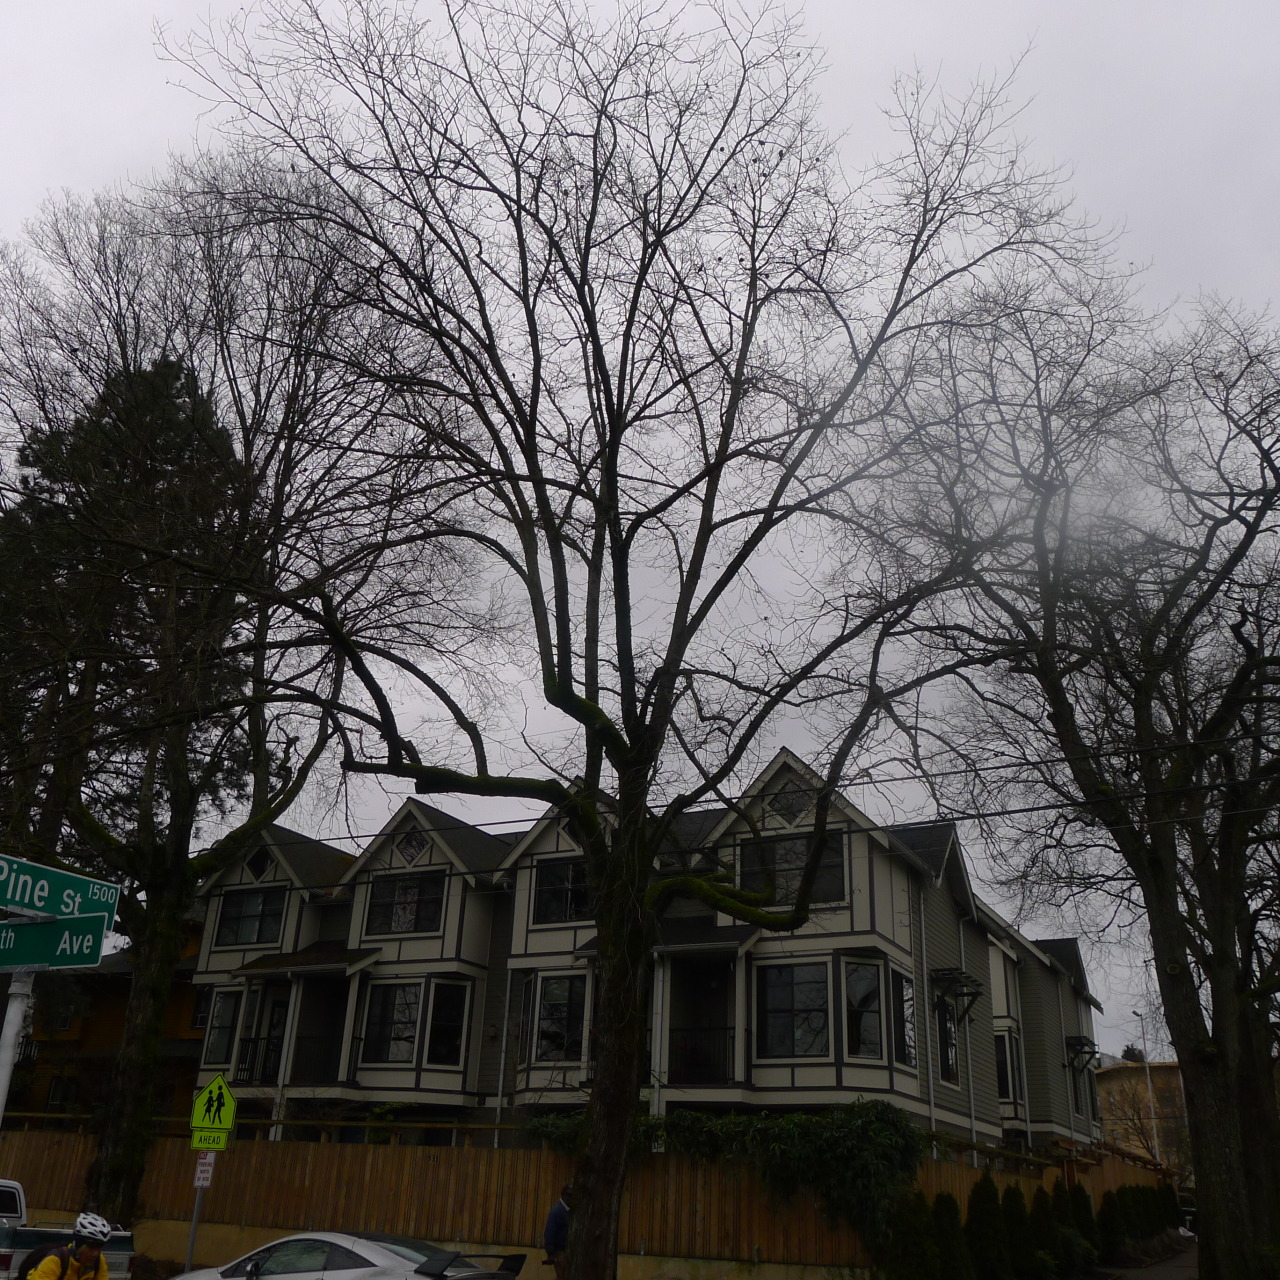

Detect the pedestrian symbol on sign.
[{"left": 190, "top": 1074, "right": 237, "bottom": 1134}]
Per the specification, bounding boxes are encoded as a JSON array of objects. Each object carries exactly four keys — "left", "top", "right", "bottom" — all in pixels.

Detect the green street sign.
[
  {"left": 0, "top": 855, "right": 119, "bottom": 921},
  {"left": 0, "top": 914, "right": 109, "bottom": 971}
]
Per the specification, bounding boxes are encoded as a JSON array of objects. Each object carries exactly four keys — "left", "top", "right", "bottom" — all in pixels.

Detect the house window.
[
  {"left": 363, "top": 984, "right": 421, "bottom": 1063},
  {"left": 844, "top": 962, "right": 882, "bottom": 1058},
  {"left": 756, "top": 963, "right": 829, "bottom": 1058},
  {"left": 891, "top": 971, "right": 917, "bottom": 1068},
  {"left": 936, "top": 997, "right": 959, "bottom": 1083},
  {"left": 424, "top": 982, "right": 469, "bottom": 1067},
  {"left": 47, "top": 1075, "right": 78, "bottom": 1113},
  {"left": 518, "top": 974, "right": 535, "bottom": 1063},
  {"left": 740, "top": 834, "right": 844, "bottom": 906},
  {"left": 204, "top": 991, "right": 242, "bottom": 1065},
  {"left": 995, "top": 1031, "right": 1023, "bottom": 1102},
  {"left": 366, "top": 872, "right": 446, "bottom": 935},
  {"left": 536, "top": 974, "right": 587, "bottom": 1060},
  {"left": 216, "top": 888, "right": 286, "bottom": 947},
  {"left": 532, "top": 861, "right": 593, "bottom": 925},
  {"left": 192, "top": 987, "right": 213, "bottom": 1030}
]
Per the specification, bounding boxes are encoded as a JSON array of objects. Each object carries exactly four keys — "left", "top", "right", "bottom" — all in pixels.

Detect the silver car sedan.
[{"left": 178, "top": 1231, "right": 527, "bottom": 1280}]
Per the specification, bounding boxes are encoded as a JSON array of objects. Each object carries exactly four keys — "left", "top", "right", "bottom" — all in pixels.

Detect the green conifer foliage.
[
  {"left": 1097, "top": 1190, "right": 1125, "bottom": 1265},
  {"left": 1001, "top": 1185, "right": 1047, "bottom": 1280},
  {"left": 884, "top": 1191, "right": 941, "bottom": 1280},
  {"left": 1070, "top": 1182, "right": 1098, "bottom": 1249},
  {"left": 934, "top": 1193, "right": 976, "bottom": 1280},
  {"left": 966, "top": 1173, "right": 1013, "bottom": 1280},
  {"left": 1028, "top": 1187, "right": 1060, "bottom": 1263}
]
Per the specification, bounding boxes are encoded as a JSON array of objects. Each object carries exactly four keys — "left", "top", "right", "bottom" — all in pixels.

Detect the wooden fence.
[{"left": 0, "top": 1130, "right": 1159, "bottom": 1269}]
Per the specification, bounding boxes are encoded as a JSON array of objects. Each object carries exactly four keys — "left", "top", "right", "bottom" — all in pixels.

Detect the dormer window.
[
  {"left": 366, "top": 871, "right": 446, "bottom": 935},
  {"left": 740, "top": 833, "right": 844, "bottom": 906},
  {"left": 396, "top": 829, "right": 430, "bottom": 865},
  {"left": 216, "top": 888, "right": 286, "bottom": 946},
  {"left": 246, "top": 848, "right": 274, "bottom": 881}
]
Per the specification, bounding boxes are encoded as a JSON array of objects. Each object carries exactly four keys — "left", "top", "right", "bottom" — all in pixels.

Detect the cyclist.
[{"left": 25, "top": 1212, "right": 113, "bottom": 1280}]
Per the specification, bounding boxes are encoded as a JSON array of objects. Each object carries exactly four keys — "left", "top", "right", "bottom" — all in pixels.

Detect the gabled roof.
[
  {"left": 198, "top": 824, "right": 354, "bottom": 895},
  {"left": 340, "top": 797, "right": 524, "bottom": 885},
  {"left": 268, "top": 826, "right": 357, "bottom": 888},
  {"left": 1033, "top": 937, "right": 1100, "bottom": 1007},
  {"left": 886, "top": 820, "right": 976, "bottom": 916}
]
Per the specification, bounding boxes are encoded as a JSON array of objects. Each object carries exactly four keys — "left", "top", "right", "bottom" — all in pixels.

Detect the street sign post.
[
  {"left": 0, "top": 856, "right": 119, "bottom": 920},
  {"left": 187, "top": 1152, "right": 217, "bottom": 1271},
  {"left": 0, "top": 914, "right": 109, "bottom": 972}
]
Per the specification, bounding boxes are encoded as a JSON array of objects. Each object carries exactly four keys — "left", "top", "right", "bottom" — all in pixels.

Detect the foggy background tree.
[
  {"left": 885, "top": 296, "right": 1280, "bottom": 1280},
  {"left": 169, "top": 2, "right": 1101, "bottom": 1274}
]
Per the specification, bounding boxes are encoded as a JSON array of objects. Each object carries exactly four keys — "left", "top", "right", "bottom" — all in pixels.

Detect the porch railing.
[
  {"left": 234, "top": 1035, "right": 285, "bottom": 1086},
  {"left": 667, "top": 1026, "right": 734, "bottom": 1085},
  {"left": 290, "top": 1034, "right": 344, "bottom": 1085}
]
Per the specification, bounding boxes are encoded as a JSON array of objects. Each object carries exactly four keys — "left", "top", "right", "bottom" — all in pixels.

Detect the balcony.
[
  {"left": 290, "top": 1034, "right": 343, "bottom": 1085},
  {"left": 667, "top": 1027, "right": 734, "bottom": 1086},
  {"left": 235, "top": 1035, "right": 285, "bottom": 1086}
]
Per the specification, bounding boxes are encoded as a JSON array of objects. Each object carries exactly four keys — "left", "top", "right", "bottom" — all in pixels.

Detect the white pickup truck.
[{"left": 0, "top": 1182, "right": 133, "bottom": 1280}]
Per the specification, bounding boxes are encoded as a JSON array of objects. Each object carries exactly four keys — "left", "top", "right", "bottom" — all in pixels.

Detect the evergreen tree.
[
  {"left": 1002, "top": 1185, "right": 1047, "bottom": 1280},
  {"left": 1097, "top": 1191, "right": 1125, "bottom": 1264},
  {"left": 0, "top": 360, "right": 318, "bottom": 1220},
  {"left": 1070, "top": 1182, "right": 1098, "bottom": 1249},
  {"left": 935, "top": 1193, "right": 977, "bottom": 1280},
  {"left": 966, "top": 1174, "right": 1013, "bottom": 1280},
  {"left": 884, "top": 1191, "right": 940, "bottom": 1280},
  {"left": 1028, "top": 1187, "right": 1061, "bottom": 1265}
]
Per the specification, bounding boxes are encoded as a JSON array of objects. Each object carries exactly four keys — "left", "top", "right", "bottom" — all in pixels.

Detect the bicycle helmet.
[{"left": 73, "top": 1213, "right": 112, "bottom": 1244}]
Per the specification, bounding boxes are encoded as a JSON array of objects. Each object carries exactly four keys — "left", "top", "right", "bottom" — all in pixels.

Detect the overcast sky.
[{"left": 1, "top": 0, "right": 1247, "bottom": 1053}]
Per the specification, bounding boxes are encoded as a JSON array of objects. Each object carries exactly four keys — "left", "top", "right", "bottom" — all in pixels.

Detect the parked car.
[
  {"left": 0, "top": 1183, "right": 133, "bottom": 1280},
  {"left": 178, "top": 1232, "right": 525, "bottom": 1280}
]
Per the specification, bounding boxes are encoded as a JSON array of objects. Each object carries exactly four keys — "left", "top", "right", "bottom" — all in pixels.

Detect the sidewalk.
[{"left": 1104, "top": 1243, "right": 1197, "bottom": 1280}]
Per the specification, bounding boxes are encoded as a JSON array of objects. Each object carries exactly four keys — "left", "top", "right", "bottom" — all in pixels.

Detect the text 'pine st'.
[{"left": 0, "top": 855, "right": 119, "bottom": 920}]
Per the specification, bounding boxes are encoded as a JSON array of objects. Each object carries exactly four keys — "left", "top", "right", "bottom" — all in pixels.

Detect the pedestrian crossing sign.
[{"left": 191, "top": 1073, "right": 237, "bottom": 1133}]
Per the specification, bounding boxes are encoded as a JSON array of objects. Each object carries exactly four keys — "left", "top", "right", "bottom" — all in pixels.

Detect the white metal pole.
[
  {"left": 1135, "top": 1013, "right": 1162, "bottom": 1164},
  {"left": 185, "top": 1186, "right": 205, "bottom": 1272},
  {"left": 0, "top": 970, "right": 34, "bottom": 1125}
]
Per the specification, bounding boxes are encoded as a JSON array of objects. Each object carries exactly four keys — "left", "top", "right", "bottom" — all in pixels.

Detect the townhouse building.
[{"left": 190, "top": 753, "right": 1103, "bottom": 1154}]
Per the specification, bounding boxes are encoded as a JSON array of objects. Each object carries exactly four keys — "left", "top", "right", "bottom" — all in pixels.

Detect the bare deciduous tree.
[
  {"left": 169, "top": 2, "right": 1098, "bottom": 1273},
  {"left": 889, "top": 295, "right": 1280, "bottom": 1280}
]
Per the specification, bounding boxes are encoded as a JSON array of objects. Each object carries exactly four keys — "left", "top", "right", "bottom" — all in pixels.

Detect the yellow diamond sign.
[{"left": 191, "top": 1073, "right": 237, "bottom": 1133}]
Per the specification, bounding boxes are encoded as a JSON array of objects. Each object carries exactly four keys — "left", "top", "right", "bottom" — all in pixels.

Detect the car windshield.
[{"left": 354, "top": 1235, "right": 456, "bottom": 1266}]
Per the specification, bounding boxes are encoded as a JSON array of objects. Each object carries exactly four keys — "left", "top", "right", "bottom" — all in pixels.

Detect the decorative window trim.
[
  {"left": 214, "top": 888, "right": 286, "bottom": 949},
  {"left": 364, "top": 871, "right": 447, "bottom": 937}
]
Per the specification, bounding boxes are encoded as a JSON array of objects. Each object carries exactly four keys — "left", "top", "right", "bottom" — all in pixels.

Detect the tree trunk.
[
  {"left": 566, "top": 809, "right": 654, "bottom": 1280},
  {"left": 85, "top": 890, "right": 188, "bottom": 1224},
  {"left": 1148, "top": 902, "right": 1280, "bottom": 1280}
]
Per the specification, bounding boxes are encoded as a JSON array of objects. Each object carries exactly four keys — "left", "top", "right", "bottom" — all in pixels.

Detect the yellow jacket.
[{"left": 29, "top": 1250, "right": 109, "bottom": 1280}]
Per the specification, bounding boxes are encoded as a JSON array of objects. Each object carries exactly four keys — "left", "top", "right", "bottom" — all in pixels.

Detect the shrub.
[
  {"left": 966, "top": 1173, "right": 1013, "bottom": 1280},
  {"left": 1069, "top": 1181, "right": 1098, "bottom": 1249},
  {"left": 934, "top": 1192, "right": 976, "bottom": 1280},
  {"left": 1001, "top": 1185, "right": 1047, "bottom": 1280},
  {"left": 1159, "top": 1182, "right": 1181, "bottom": 1230},
  {"left": 1027, "top": 1187, "right": 1060, "bottom": 1267},
  {"left": 1051, "top": 1177, "right": 1075, "bottom": 1230},
  {"left": 526, "top": 1103, "right": 925, "bottom": 1261},
  {"left": 884, "top": 1191, "right": 940, "bottom": 1280},
  {"left": 1097, "top": 1190, "right": 1124, "bottom": 1264}
]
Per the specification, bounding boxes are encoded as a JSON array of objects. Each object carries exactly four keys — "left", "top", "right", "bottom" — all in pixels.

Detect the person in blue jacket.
[{"left": 543, "top": 1184, "right": 574, "bottom": 1278}]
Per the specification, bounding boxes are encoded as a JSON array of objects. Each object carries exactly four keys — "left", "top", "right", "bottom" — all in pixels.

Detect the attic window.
[
  {"left": 246, "top": 848, "right": 274, "bottom": 882},
  {"left": 397, "top": 828, "right": 430, "bottom": 866},
  {"left": 766, "top": 780, "right": 814, "bottom": 825}
]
